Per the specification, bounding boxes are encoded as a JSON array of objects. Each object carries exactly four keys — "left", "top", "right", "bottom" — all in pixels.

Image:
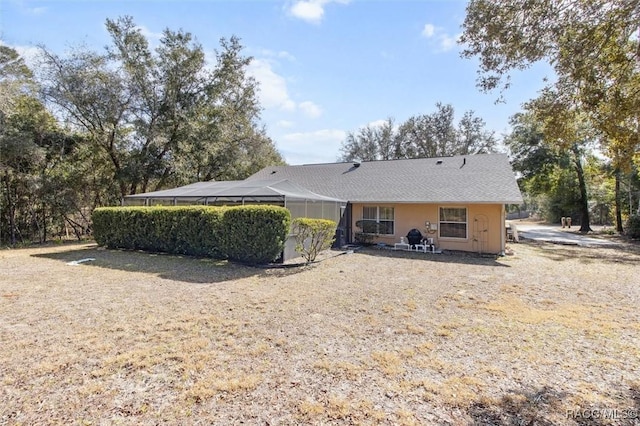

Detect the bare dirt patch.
[{"left": 1, "top": 241, "right": 639, "bottom": 425}]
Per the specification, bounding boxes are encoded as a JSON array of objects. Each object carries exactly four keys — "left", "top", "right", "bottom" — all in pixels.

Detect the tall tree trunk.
[
  {"left": 614, "top": 169, "right": 624, "bottom": 233},
  {"left": 105, "top": 146, "right": 128, "bottom": 199},
  {"left": 3, "top": 171, "right": 17, "bottom": 245},
  {"left": 153, "top": 166, "right": 172, "bottom": 192},
  {"left": 64, "top": 216, "right": 84, "bottom": 240},
  {"left": 571, "top": 146, "right": 591, "bottom": 233},
  {"left": 41, "top": 203, "right": 47, "bottom": 243}
]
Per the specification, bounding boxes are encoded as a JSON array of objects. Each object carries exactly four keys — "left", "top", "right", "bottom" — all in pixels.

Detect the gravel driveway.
[{"left": 512, "top": 222, "right": 623, "bottom": 247}]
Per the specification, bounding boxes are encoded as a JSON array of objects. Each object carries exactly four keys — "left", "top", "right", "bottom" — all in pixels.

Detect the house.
[
  {"left": 247, "top": 154, "right": 522, "bottom": 255},
  {"left": 124, "top": 154, "right": 522, "bottom": 256}
]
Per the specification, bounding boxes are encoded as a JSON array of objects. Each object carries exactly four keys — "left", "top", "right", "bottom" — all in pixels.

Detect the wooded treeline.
[
  {"left": 0, "top": 17, "right": 284, "bottom": 245},
  {"left": 339, "top": 103, "right": 497, "bottom": 162}
]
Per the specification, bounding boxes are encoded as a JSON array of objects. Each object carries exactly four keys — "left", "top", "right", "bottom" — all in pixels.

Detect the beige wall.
[{"left": 351, "top": 203, "right": 505, "bottom": 254}]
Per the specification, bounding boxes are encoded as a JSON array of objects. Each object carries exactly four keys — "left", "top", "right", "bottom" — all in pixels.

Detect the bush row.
[{"left": 92, "top": 205, "right": 291, "bottom": 264}]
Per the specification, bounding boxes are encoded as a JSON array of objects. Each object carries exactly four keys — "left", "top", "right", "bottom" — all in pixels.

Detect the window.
[
  {"left": 362, "top": 206, "right": 394, "bottom": 235},
  {"left": 439, "top": 207, "right": 467, "bottom": 239}
]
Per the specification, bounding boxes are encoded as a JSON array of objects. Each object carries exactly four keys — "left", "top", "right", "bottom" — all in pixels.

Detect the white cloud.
[
  {"left": 282, "top": 129, "right": 346, "bottom": 145},
  {"left": 367, "top": 119, "right": 388, "bottom": 128},
  {"left": 299, "top": 101, "right": 323, "bottom": 118},
  {"left": 421, "top": 22, "right": 461, "bottom": 52},
  {"left": 360, "top": 118, "right": 399, "bottom": 133},
  {"left": 290, "top": 1, "right": 325, "bottom": 24},
  {"left": 137, "top": 25, "right": 163, "bottom": 41},
  {"left": 287, "top": 0, "right": 350, "bottom": 24},
  {"left": 421, "top": 24, "right": 436, "bottom": 38},
  {"left": 439, "top": 33, "right": 462, "bottom": 52},
  {"left": 247, "top": 57, "right": 325, "bottom": 119},
  {"left": 10, "top": 0, "right": 47, "bottom": 15},
  {"left": 247, "top": 58, "right": 296, "bottom": 111},
  {"left": 277, "top": 120, "right": 295, "bottom": 128},
  {"left": 279, "top": 129, "right": 346, "bottom": 163},
  {"left": 28, "top": 6, "right": 47, "bottom": 15},
  {"left": 260, "top": 49, "right": 296, "bottom": 62}
]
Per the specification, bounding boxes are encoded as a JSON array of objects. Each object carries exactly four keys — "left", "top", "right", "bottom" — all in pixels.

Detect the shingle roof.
[{"left": 247, "top": 154, "right": 523, "bottom": 204}]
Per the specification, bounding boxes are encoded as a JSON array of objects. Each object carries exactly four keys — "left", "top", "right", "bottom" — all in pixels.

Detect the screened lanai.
[{"left": 123, "top": 179, "right": 346, "bottom": 224}]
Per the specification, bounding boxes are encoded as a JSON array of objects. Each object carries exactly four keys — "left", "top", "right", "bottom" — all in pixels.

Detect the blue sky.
[{"left": 2, "top": 0, "right": 551, "bottom": 164}]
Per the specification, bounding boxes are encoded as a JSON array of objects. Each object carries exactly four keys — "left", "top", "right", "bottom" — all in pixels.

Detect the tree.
[
  {"left": 525, "top": 88, "right": 594, "bottom": 232},
  {"left": 505, "top": 100, "right": 597, "bottom": 232},
  {"left": 39, "top": 47, "right": 132, "bottom": 202},
  {"left": 1, "top": 67, "right": 88, "bottom": 245},
  {"left": 39, "top": 16, "right": 284, "bottom": 201},
  {"left": 339, "top": 118, "right": 400, "bottom": 161},
  {"left": 1, "top": 19, "right": 286, "bottom": 245},
  {"left": 399, "top": 103, "right": 457, "bottom": 158},
  {"left": 456, "top": 109, "right": 498, "bottom": 155},
  {"left": 461, "top": 0, "right": 640, "bottom": 232},
  {"left": 562, "top": 22, "right": 640, "bottom": 232},
  {"left": 504, "top": 112, "right": 557, "bottom": 191},
  {"left": 0, "top": 47, "right": 49, "bottom": 244},
  {"left": 0, "top": 46, "right": 34, "bottom": 117},
  {"left": 460, "top": 0, "right": 639, "bottom": 96},
  {"left": 339, "top": 104, "right": 496, "bottom": 161},
  {"left": 585, "top": 158, "right": 616, "bottom": 226},
  {"left": 176, "top": 35, "right": 284, "bottom": 183}
]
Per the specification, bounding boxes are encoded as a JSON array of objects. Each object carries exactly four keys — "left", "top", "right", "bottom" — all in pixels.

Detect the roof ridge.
[{"left": 294, "top": 153, "right": 506, "bottom": 167}]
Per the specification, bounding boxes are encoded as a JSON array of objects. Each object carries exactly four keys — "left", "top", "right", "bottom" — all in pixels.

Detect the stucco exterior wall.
[{"left": 351, "top": 203, "right": 505, "bottom": 254}]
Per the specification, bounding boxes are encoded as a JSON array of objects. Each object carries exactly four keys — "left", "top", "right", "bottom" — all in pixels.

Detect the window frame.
[
  {"left": 439, "top": 206, "right": 468, "bottom": 239},
  {"left": 362, "top": 205, "right": 395, "bottom": 235}
]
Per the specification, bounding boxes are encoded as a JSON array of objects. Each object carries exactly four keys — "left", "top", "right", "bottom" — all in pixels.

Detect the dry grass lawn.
[{"left": 1, "top": 239, "right": 639, "bottom": 425}]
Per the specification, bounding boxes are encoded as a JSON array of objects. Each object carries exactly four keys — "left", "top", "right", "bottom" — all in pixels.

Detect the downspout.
[
  {"left": 346, "top": 203, "right": 352, "bottom": 244},
  {"left": 500, "top": 204, "right": 506, "bottom": 256}
]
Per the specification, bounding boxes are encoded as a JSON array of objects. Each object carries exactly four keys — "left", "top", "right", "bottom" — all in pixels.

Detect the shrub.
[
  {"left": 173, "top": 207, "right": 226, "bottom": 257},
  {"left": 292, "top": 218, "right": 337, "bottom": 263},
  {"left": 92, "top": 206, "right": 225, "bottom": 257},
  {"left": 626, "top": 214, "right": 640, "bottom": 239},
  {"left": 354, "top": 232, "right": 375, "bottom": 245},
  {"left": 92, "top": 207, "right": 138, "bottom": 249},
  {"left": 354, "top": 219, "right": 377, "bottom": 245},
  {"left": 221, "top": 205, "right": 291, "bottom": 264}
]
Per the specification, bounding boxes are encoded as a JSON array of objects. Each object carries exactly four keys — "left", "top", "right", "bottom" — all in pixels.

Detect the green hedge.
[
  {"left": 222, "top": 205, "right": 291, "bottom": 264},
  {"left": 92, "top": 205, "right": 290, "bottom": 263},
  {"left": 92, "top": 206, "right": 225, "bottom": 257}
]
